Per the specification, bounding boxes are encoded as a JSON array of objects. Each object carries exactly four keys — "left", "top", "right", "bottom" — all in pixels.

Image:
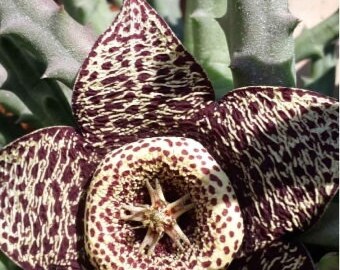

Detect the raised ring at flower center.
[{"left": 85, "top": 137, "right": 244, "bottom": 270}]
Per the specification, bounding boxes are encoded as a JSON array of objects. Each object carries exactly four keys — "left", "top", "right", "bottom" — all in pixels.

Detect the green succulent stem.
[
  {"left": 184, "top": 0, "right": 233, "bottom": 99},
  {"left": 294, "top": 11, "right": 339, "bottom": 97},
  {"left": 224, "top": 0, "right": 298, "bottom": 88},
  {"left": 295, "top": 10, "right": 339, "bottom": 62},
  {"left": 0, "top": 0, "right": 96, "bottom": 87},
  {"left": 0, "top": 37, "right": 74, "bottom": 128},
  {"left": 0, "top": 0, "right": 97, "bottom": 146},
  {"left": 62, "top": 0, "right": 116, "bottom": 34}
]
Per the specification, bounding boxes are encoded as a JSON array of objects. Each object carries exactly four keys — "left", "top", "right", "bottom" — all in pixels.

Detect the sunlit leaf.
[
  {"left": 184, "top": 0, "right": 232, "bottom": 99},
  {"left": 63, "top": 0, "right": 117, "bottom": 34}
]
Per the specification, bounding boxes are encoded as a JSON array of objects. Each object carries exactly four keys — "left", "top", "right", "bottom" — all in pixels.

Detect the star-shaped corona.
[{"left": 120, "top": 179, "right": 194, "bottom": 255}]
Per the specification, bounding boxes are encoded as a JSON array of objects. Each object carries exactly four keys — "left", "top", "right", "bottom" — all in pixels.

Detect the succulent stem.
[
  {"left": 295, "top": 10, "right": 339, "bottom": 62},
  {"left": 184, "top": 0, "right": 233, "bottom": 98},
  {"left": 224, "top": 0, "right": 298, "bottom": 88},
  {"left": 0, "top": 0, "right": 96, "bottom": 87}
]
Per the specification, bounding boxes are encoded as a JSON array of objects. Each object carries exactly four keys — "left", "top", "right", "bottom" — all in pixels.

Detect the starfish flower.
[
  {"left": 84, "top": 137, "right": 242, "bottom": 269},
  {"left": 0, "top": 0, "right": 338, "bottom": 269}
]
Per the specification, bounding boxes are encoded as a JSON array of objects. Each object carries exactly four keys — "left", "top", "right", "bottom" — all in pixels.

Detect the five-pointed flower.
[{"left": 0, "top": 0, "right": 339, "bottom": 269}]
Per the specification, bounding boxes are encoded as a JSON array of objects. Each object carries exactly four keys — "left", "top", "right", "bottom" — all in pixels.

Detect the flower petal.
[
  {"left": 85, "top": 137, "right": 243, "bottom": 269},
  {"left": 72, "top": 0, "right": 214, "bottom": 153},
  {"left": 191, "top": 86, "right": 339, "bottom": 255},
  {"left": 228, "top": 240, "right": 315, "bottom": 270},
  {"left": 0, "top": 127, "right": 98, "bottom": 270}
]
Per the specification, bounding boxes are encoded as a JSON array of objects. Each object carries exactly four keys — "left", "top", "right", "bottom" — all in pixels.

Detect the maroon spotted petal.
[
  {"left": 187, "top": 86, "right": 339, "bottom": 256},
  {"left": 73, "top": 0, "right": 214, "bottom": 154},
  {"left": 228, "top": 240, "right": 315, "bottom": 270},
  {"left": 0, "top": 127, "right": 98, "bottom": 270}
]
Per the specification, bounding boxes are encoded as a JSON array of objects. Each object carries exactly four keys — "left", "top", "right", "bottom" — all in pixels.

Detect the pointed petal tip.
[
  {"left": 0, "top": 127, "right": 98, "bottom": 269},
  {"left": 72, "top": 0, "right": 214, "bottom": 152},
  {"left": 197, "top": 85, "right": 339, "bottom": 255}
]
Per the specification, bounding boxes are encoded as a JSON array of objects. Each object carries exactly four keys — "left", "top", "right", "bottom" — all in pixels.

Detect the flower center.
[
  {"left": 84, "top": 137, "right": 244, "bottom": 269},
  {"left": 120, "top": 179, "right": 194, "bottom": 256},
  {"left": 143, "top": 205, "right": 173, "bottom": 232}
]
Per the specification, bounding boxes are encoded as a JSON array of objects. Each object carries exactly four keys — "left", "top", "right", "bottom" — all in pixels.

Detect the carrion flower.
[
  {"left": 0, "top": 0, "right": 339, "bottom": 269},
  {"left": 85, "top": 137, "right": 243, "bottom": 269}
]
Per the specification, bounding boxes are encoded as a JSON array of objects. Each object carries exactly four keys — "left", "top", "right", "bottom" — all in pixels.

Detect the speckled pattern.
[
  {"left": 73, "top": 0, "right": 214, "bottom": 153},
  {"left": 228, "top": 240, "right": 315, "bottom": 270},
  {"left": 74, "top": 0, "right": 339, "bottom": 258},
  {"left": 193, "top": 87, "right": 339, "bottom": 256},
  {"left": 73, "top": 0, "right": 339, "bottom": 260},
  {"left": 85, "top": 137, "right": 243, "bottom": 270},
  {"left": 0, "top": 127, "right": 99, "bottom": 270},
  {"left": 0, "top": 0, "right": 339, "bottom": 269}
]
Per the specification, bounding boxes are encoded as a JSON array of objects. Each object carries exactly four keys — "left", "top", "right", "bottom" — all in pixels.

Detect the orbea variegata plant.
[{"left": 0, "top": 0, "right": 339, "bottom": 269}]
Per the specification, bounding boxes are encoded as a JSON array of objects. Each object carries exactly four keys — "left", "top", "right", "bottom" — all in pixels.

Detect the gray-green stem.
[
  {"left": 225, "top": 0, "right": 298, "bottom": 88},
  {"left": 295, "top": 10, "right": 339, "bottom": 62}
]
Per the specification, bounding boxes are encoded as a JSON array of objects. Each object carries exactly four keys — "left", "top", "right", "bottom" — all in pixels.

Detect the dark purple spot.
[
  {"left": 154, "top": 54, "right": 170, "bottom": 62},
  {"left": 35, "top": 182, "right": 45, "bottom": 196}
]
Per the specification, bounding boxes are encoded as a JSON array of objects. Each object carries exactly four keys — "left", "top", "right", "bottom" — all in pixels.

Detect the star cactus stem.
[{"left": 85, "top": 137, "right": 244, "bottom": 270}]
